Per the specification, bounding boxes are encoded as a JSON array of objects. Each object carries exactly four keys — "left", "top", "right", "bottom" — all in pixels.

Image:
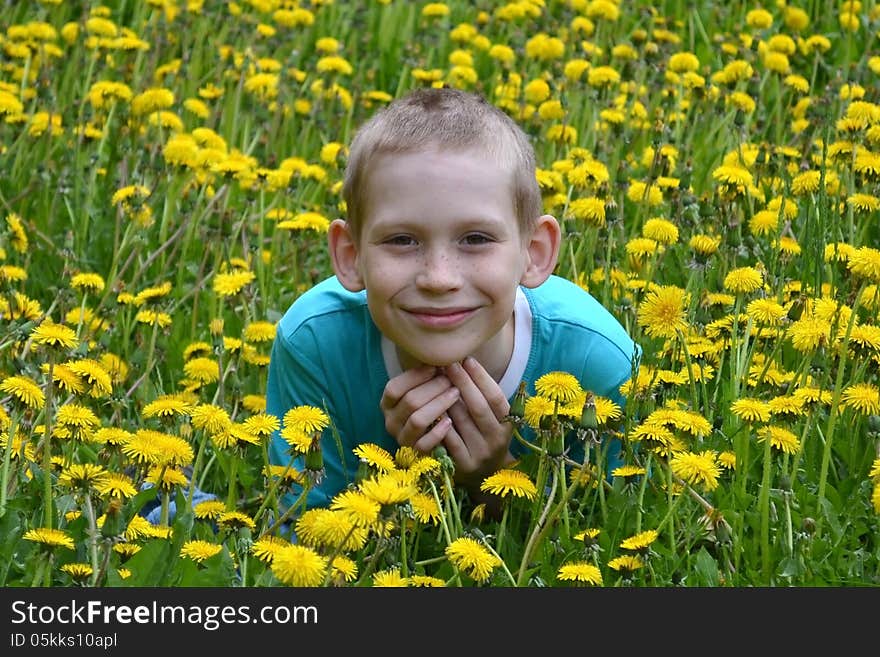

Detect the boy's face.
[{"left": 352, "top": 148, "right": 531, "bottom": 373}]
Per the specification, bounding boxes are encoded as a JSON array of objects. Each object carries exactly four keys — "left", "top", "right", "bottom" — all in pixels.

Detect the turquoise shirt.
[{"left": 266, "top": 274, "right": 639, "bottom": 510}]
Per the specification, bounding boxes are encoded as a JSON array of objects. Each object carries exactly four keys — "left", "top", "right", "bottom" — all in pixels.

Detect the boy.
[{"left": 266, "top": 87, "right": 638, "bottom": 513}]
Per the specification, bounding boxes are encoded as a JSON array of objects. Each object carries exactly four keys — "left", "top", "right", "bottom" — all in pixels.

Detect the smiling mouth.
[{"left": 405, "top": 307, "right": 476, "bottom": 328}]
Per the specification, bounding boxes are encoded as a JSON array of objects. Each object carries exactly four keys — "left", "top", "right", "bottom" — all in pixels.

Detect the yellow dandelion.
[
  {"left": 0, "top": 375, "right": 45, "bottom": 409},
  {"left": 730, "top": 398, "right": 772, "bottom": 423},
  {"left": 445, "top": 537, "right": 502, "bottom": 583},
  {"left": 271, "top": 544, "right": 328, "bottom": 587},
  {"left": 670, "top": 451, "right": 721, "bottom": 492},
  {"left": 756, "top": 425, "right": 801, "bottom": 455},
  {"left": 180, "top": 540, "right": 223, "bottom": 563},
  {"left": 480, "top": 469, "right": 537, "bottom": 500},
  {"left": 534, "top": 371, "right": 583, "bottom": 404},
  {"left": 723, "top": 266, "right": 764, "bottom": 294},
  {"left": 557, "top": 561, "right": 603, "bottom": 585},
  {"left": 31, "top": 321, "right": 79, "bottom": 350}
]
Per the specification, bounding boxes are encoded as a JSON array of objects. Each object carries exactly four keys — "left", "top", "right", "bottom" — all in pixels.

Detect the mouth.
[{"left": 404, "top": 306, "right": 477, "bottom": 328}]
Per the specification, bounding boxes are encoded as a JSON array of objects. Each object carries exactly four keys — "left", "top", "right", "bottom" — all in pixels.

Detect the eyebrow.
[{"left": 368, "top": 215, "right": 513, "bottom": 233}]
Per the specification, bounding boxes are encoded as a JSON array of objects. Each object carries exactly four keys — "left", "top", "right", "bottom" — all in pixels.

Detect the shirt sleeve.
[{"left": 266, "top": 324, "right": 336, "bottom": 511}]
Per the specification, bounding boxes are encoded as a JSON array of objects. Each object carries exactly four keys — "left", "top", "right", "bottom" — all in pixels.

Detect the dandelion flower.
[
  {"left": 142, "top": 395, "right": 194, "bottom": 419},
  {"left": 271, "top": 544, "right": 328, "bottom": 587},
  {"left": 756, "top": 425, "right": 801, "bottom": 455},
  {"left": 445, "top": 537, "right": 502, "bottom": 583},
  {"left": 97, "top": 473, "right": 137, "bottom": 499},
  {"left": 409, "top": 492, "right": 442, "bottom": 525},
  {"left": 535, "top": 371, "right": 583, "bottom": 404},
  {"left": 283, "top": 405, "right": 329, "bottom": 434},
  {"left": 0, "top": 375, "right": 45, "bottom": 409},
  {"left": 787, "top": 317, "right": 831, "bottom": 353},
  {"left": 180, "top": 540, "right": 223, "bottom": 563},
  {"left": 730, "top": 398, "right": 772, "bottom": 423},
  {"left": 746, "top": 298, "right": 786, "bottom": 325},
  {"left": 23, "top": 528, "right": 75, "bottom": 551},
  {"left": 358, "top": 473, "right": 415, "bottom": 506},
  {"left": 250, "top": 536, "right": 290, "bottom": 564},
  {"left": 847, "top": 247, "right": 880, "bottom": 284},
  {"left": 330, "top": 490, "right": 381, "bottom": 527},
  {"left": 670, "top": 451, "right": 721, "bottom": 491},
  {"left": 217, "top": 511, "right": 256, "bottom": 531},
  {"left": 723, "top": 266, "right": 764, "bottom": 294},
  {"left": 636, "top": 285, "right": 689, "bottom": 338},
  {"left": 31, "top": 321, "right": 78, "bottom": 350},
  {"left": 408, "top": 574, "right": 446, "bottom": 587},
  {"left": 213, "top": 270, "right": 256, "bottom": 296},
  {"left": 620, "top": 529, "right": 659, "bottom": 552},
  {"left": 608, "top": 554, "right": 644, "bottom": 574},
  {"left": 353, "top": 443, "right": 396, "bottom": 473},
  {"left": 480, "top": 469, "right": 537, "bottom": 500},
  {"left": 840, "top": 383, "right": 880, "bottom": 416},
  {"left": 58, "top": 463, "right": 109, "bottom": 490},
  {"left": 373, "top": 568, "right": 409, "bottom": 587},
  {"left": 557, "top": 561, "right": 603, "bottom": 585}
]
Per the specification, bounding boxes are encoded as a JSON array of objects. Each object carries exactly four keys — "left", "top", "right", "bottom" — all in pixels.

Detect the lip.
[{"left": 404, "top": 307, "right": 476, "bottom": 328}]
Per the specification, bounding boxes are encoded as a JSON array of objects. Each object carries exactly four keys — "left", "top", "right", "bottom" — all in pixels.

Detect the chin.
[{"left": 406, "top": 345, "right": 473, "bottom": 368}]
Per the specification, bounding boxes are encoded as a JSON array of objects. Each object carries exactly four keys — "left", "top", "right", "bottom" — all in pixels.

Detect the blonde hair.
[{"left": 342, "top": 87, "right": 542, "bottom": 241}]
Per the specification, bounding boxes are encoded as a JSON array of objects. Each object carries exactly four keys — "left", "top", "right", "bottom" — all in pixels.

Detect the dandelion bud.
[
  {"left": 698, "top": 197, "right": 714, "bottom": 218},
  {"left": 579, "top": 393, "right": 598, "bottom": 431},
  {"left": 546, "top": 418, "right": 564, "bottom": 457},
  {"left": 867, "top": 414, "right": 880, "bottom": 435},
  {"left": 509, "top": 381, "right": 527, "bottom": 420},
  {"left": 604, "top": 198, "right": 619, "bottom": 223},
  {"left": 778, "top": 474, "right": 792, "bottom": 492},
  {"left": 432, "top": 445, "right": 455, "bottom": 473},
  {"left": 714, "top": 519, "right": 731, "bottom": 544},
  {"left": 101, "top": 498, "right": 125, "bottom": 539},
  {"left": 787, "top": 295, "right": 806, "bottom": 321},
  {"left": 802, "top": 517, "right": 816, "bottom": 535},
  {"left": 304, "top": 434, "right": 324, "bottom": 473},
  {"left": 733, "top": 109, "right": 746, "bottom": 128}
]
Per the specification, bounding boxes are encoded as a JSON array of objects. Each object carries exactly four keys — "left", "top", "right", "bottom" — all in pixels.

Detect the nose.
[{"left": 415, "top": 247, "right": 462, "bottom": 292}]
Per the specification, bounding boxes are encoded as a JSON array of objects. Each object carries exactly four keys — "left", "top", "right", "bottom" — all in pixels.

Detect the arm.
[{"left": 266, "top": 327, "right": 337, "bottom": 511}]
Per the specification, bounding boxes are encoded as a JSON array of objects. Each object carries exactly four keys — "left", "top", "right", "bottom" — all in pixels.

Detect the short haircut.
[{"left": 342, "top": 87, "right": 542, "bottom": 241}]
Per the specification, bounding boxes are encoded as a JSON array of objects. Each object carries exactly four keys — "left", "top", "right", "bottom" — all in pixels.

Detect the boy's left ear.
[{"left": 520, "top": 214, "right": 561, "bottom": 288}]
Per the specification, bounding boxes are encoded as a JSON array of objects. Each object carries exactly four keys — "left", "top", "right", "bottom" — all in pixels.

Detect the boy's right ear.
[{"left": 328, "top": 219, "right": 365, "bottom": 292}]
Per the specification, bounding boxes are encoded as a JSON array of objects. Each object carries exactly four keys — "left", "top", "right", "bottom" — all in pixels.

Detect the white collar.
[{"left": 381, "top": 287, "right": 532, "bottom": 399}]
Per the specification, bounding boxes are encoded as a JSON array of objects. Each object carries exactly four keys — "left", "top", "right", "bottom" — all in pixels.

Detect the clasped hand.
[{"left": 379, "top": 357, "right": 514, "bottom": 490}]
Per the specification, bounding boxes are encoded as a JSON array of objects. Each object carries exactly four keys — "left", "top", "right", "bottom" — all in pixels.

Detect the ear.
[
  {"left": 520, "top": 214, "right": 561, "bottom": 288},
  {"left": 328, "top": 219, "right": 365, "bottom": 292}
]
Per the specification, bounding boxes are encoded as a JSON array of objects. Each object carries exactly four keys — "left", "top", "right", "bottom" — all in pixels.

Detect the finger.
[
  {"left": 440, "top": 425, "right": 470, "bottom": 471},
  {"left": 412, "top": 415, "right": 452, "bottom": 453},
  {"left": 380, "top": 365, "right": 438, "bottom": 411},
  {"left": 397, "top": 386, "right": 460, "bottom": 446},
  {"left": 381, "top": 374, "right": 453, "bottom": 434},
  {"left": 444, "top": 360, "right": 507, "bottom": 430},
  {"left": 461, "top": 356, "right": 510, "bottom": 420}
]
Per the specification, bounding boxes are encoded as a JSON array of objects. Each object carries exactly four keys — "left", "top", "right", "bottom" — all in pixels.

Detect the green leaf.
[
  {"left": 693, "top": 547, "right": 720, "bottom": 586},
  {"left": 118, "top": 539, "right": 174, "bottom": 586}
]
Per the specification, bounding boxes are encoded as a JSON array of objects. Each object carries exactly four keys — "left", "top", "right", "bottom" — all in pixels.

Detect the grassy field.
[{"left": 0, "top": 0, "right": 879, "bottom": 587}]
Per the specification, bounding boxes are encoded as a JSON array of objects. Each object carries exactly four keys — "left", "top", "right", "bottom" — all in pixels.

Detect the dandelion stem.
[
  {"left": 42, "top": 357, "right": 56, "bottom": 528},
  {"left": 83, "top": 493, "right": 100, "bottom": 586},
  {"left": 516, "top": 470, "right": 558, "bottom": 587},
  {"left": 758, "top": 428, "right": 774, "bottom": 583},
  {"left": 814, "top": 281, "right": 865, "bottom": 540},
  {"left": 0, "top": 410, "right": 20, "bottom": 520}
]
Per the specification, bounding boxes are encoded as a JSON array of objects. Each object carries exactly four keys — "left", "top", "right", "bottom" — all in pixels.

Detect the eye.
[
  {"left": 384, "top": 235, "right": 417, "bottom": 246},
  {"left": 462, "top": 233, "right": 493, "bottom": 246}
]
